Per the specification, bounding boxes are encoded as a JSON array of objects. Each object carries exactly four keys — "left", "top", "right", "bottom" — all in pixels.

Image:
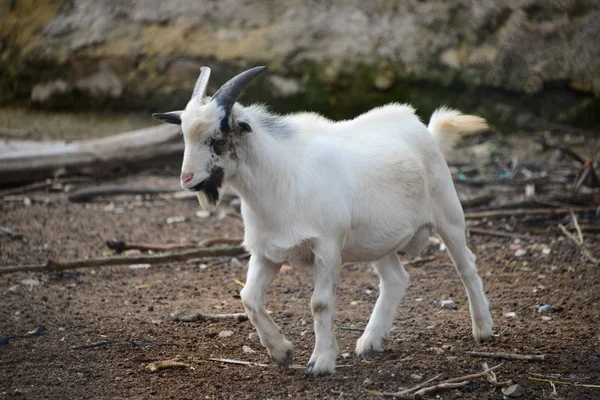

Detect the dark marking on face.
[
  {"left": 220, "top": 109, "right": 232, "bottom": 133},
  {"left": 192, "top": 167, "right": 224, "bottom": 204}
]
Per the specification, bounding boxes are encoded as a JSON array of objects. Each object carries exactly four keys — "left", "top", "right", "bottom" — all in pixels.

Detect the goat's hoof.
[
  {"left": 473, "top": 316, "right": 494, "bottom": 343},
  {"left": 269, "top": 340, "right": 294, "bottom": 367},
  {"left": 305, "top": 359, "right": 335, "bottom": 378},
  {"left": 355, "top": 332, "right": 385, "bottom": 358}
]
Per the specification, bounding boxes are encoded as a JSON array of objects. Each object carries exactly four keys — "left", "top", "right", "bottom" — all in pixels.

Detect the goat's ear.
[
  {"left": 236, "top": 119, "right": 252, "bottom": 133},
  {"left": 152, "top": 111, "right": 182, "bottom": 125}
]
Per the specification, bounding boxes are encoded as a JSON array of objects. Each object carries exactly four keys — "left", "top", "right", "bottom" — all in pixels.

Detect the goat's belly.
[
  {"left": 342, "top": 230, "right": 412, "bottom": 263},
  {"left": 342, "top": 224, "right": 431, "bottom": 263}
]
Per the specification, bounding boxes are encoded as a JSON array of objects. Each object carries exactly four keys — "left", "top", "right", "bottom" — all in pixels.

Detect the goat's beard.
[
  {"left": 196, "top": 190, "right": 217, "bottom": 211},
  {"left": 193, "top": 167, "right": 224, "bottom": 211}
]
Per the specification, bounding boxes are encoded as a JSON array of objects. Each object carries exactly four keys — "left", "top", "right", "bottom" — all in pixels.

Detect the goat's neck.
[{"left": 230, "top": 123, "right": 300, "bottom": 219}]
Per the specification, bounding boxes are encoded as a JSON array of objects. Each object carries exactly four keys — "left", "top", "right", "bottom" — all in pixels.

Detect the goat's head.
[{"left": 153, "top": 66, "right": 265, "bottom": 208}]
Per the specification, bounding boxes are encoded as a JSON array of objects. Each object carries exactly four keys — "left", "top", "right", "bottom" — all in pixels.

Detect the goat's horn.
[
  {"left": 192, "top": 66, "right": 211, "bottom": 102},
  {"left": 211, "top": 66, "right": 266, "bottom": 111}
]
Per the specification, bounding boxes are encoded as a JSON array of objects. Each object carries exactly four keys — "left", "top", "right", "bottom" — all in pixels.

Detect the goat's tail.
[{"left": 428, "top": 107, "right": 488, "bottom": 157}]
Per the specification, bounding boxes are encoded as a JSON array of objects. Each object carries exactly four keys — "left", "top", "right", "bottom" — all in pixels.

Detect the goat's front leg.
[
  {"left": 240, "top": 255, "right": 293, "bottom": 367},
  {"left": 306, "top": 240, "right": 341, "bottom": 377}
]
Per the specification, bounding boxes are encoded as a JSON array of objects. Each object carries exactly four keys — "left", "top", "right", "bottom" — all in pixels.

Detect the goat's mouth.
[{"left": 192, "top": 167, "right": 224, "bottom": 204}]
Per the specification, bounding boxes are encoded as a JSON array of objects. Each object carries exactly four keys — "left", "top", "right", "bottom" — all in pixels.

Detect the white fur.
[{"left": 179, "top": 100, "right": 493, "bottom": 377}]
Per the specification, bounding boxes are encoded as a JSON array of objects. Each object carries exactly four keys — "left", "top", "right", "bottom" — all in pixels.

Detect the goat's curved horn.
[
  {"left": 192, "top": 66, "right": 211, "bottom": 102},
  {"left": 211, "top": 66, "right": 266, "bottom": 111}
]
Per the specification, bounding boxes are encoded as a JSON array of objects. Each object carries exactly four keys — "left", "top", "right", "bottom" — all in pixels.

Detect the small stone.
[
  {"left": 195, "top": 210, "right": 211, "bottom": 218},
  {"left": 166, "top": 216, "right": 187, "bottom": 224},
  {"left": 218, "top": 330, "right": 234, "bottom": 338},
  {"left": 341, "top": 352, "right": 350, "bottom": 359},
  {"left": 242, "top": 345, "right": 256, "bottom": 353},
  {"left": 515, "top": 249, "right": 527, "bottom": 257},
  {"left": 8, "top": 285, "right": 19, "bottom": 292},
  {"left": 365, "top": 289, "right": 373, "bottom": 295},
  {"left": 426, "top": 324, "right": 436, "bottom": 330},
  {"left": 542, "top": 247, "right": 551, "bottom": 255},
  {"left": 537, "top": 304, "right": 551, "bottom": 313},
  {"left": 350, "top": 301, "right": 359, "bottom": 306},
  {"left": 129, "top": 264, "right": 151, "bottom": 269},
  {"left": 541, "top": 316, "right": 552, "bottom": 321},
  {"left": 415, "top": 297, "right": 424, "bottom": 302},
  {"left": 248, "top": 332, "right": 258, "bottom": 341},
  {"left": 199, "top": 263, "right": 208, "bottom": 271},
  {"left": 23, "top": 197, "right": 32, "bottom": 206},
  {"left": 504, "top": 312, "right": 517, "bottom": 319},
  {"left": 362, "top": 378, "right": 373, "bottom": 387},
  {"left": 440, "top": 299, "right": 457, "bottom": 309},
  {"left": 21, "top": 279, "right": 40, "bottom": 286},
  {"left": 502, "top": 384, "right": 523, "bottom": 398},
  {"left": 410, "top": 373, "right": 423, "bottom": 382},
  {"left": 300, "top": 330, "right": 308, "bottom": 336}
]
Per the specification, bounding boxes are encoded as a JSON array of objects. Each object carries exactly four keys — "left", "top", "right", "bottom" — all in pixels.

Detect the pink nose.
[{"left": 181, "top": 172, "right": 194, "bottom": 184}]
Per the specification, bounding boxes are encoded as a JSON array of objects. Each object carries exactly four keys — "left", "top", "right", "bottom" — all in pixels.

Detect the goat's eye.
[{"left": 214, "top": 138, "right": 228, "bottom": 146}]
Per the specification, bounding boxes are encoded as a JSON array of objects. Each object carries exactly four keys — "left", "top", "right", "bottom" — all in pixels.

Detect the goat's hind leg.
[
  {"left": 240, "top": 255, "right": 293, "bottom": 366},
  {"left": 435, "top": 209, "right": 493, "bottom": 343},
  {"left": 356, "top": 252, "right": 409, "bottom": 357}
]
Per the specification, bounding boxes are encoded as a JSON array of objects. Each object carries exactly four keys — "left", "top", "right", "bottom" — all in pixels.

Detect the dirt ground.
[{"left": 1, "top": 115, "right": 599, "bottom": 399}]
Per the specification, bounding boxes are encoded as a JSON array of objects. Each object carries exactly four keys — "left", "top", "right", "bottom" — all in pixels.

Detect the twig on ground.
[
  {"left": 467, "top": 228, "right": 528, "bottom": 239},
  {"left": 0, "top": 245, "right": 248, "bottom": 274},
  {"left": 0, "top": 177, "right": 91, "bottom": 197},
  {"left": 170, "top": 310, "right": 248, "bottom": 323},
  {"left": 68, "top": 339, "right": 151, "bottom": 350},
  {"left": 558, "top": 224, "right": 599, "bottom": 265},
  {"left": 367, "top": 363, "right": 504, "bottom": 398},
  {"left": 208, "top": 358, "right": 269, "bottom": 367},
  {"left": 146, "top": 359, "right": 190, "bottom": 372},
  {"left": 465, "top": 207, "right": 596, "bottom": 220},
  {"left": 466, "top": 192, "right": 600, "bottom": 212},
  {"left": 0, "top": 325, "right": 46, "bottom": 345},
  {"left": 460, "top": 192, "right": 495, "bottom": 208},
  {"left": 106, "top": 237, "right": 244, "bottom": 253},
  {"left": 528, "top": 377, "right": 600, "bottom": 389},
  {"left": 466, "top": 351, "right": 546, "bottom": 361},
  {"left": 68, "top": 186, "right": 179, "bottom": 202}
]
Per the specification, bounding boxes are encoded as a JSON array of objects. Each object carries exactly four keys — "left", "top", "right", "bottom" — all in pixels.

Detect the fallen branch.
[
  {"left": 208, "top": 358, "right": 269, "bottom": 367},
  {"left": 68, "top": 186, "right": 179, "bottom": 202},
  {"left": 0, "top": 124, "right": 182, "bottom": 184},
  {"left": 68, "top": 339, "right": 151, "bottom": 350},
  {"left": 170, "top": 310, "right": 248, "bottom": 323},
  {"left": 0, "top": 245, "right": 247, "bottom": 274},
  {"left": 465, "top": 207, "right": 597, "bottom": 220},
  {"left": 106, "top": 237, "right": 244, "bottom": 253},
  {"left": 558, "top": 223, "right": 599, "bottom": 265},
  {"left": 0, "top": 177, "right": 91, "bottom": 197},
  {"left": 468, "top": 193, "right": 600, "bottom": 212},
  {"left": 467, "top": 228, "right": 528, "bottom": 239},
  {"left": 460, "top": 192, "right": 495, "bottom": 208},
  {"left": 367, "top": 363, "right": 504, "bottom": 398},
  {"left": 466, "top": 351, "right": 546, "bottom": 361}
]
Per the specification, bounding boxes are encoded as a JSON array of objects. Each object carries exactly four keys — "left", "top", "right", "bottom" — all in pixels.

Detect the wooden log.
[{"left": 0, "top": 124, "right": 181, "bottom": 184}]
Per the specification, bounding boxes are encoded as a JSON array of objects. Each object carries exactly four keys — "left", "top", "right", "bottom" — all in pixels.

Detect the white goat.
[{"left": 153, "top": 66, "right": 493, "bottom": 377}]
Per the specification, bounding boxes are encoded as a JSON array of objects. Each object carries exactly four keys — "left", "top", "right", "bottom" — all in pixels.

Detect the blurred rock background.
[{"left": 1, "top": 0, "right": 598, "bottom": 129}]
